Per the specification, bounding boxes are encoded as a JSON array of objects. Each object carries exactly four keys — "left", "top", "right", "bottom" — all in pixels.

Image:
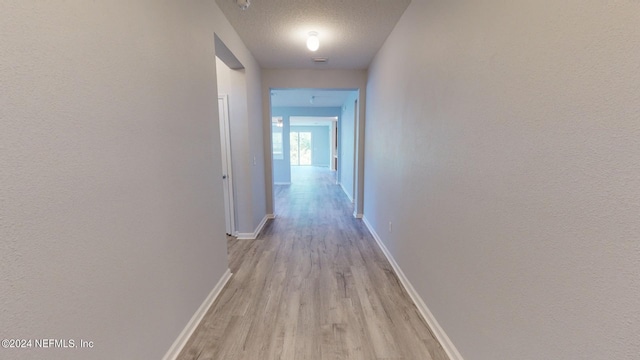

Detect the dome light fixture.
[{"left": 306, "top": 32, "right": 320, "bottom": 52}]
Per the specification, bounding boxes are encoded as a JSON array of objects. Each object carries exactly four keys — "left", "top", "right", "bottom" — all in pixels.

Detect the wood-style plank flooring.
[{"left": 178, "top": 166, "right": 448, "bottom": 360}]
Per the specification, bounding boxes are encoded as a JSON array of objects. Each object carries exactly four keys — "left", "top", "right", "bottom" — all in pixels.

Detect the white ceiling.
[
  {"left": 271, "top": 89, "right": 356, "bottom": 107},
  {"left": 215, "top": 0, "right": 412, "bottom": 69}
]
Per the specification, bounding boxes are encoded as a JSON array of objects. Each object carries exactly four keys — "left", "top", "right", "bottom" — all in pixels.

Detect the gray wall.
[
  {"left": 364, "top": 0, "right": 640, "bottom": 359},
  {"left": 339, "top": 92, "right": 358, "bottom": 202},
  {"left": 0, "top": 1, "right": 263, "bottom": 359}
]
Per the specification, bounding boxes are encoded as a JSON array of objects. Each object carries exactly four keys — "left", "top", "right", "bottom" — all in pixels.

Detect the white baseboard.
[
  {"left": 163, "top": 269, "right": 232, "bottom": 360},
  {"left": 362, "top": 216, "right": 463, "bottom": 360},
  {"left": 236, "top": 214, "right": 274, "bottom": 240},
  {"left": 339, "top": 183, "right": 354, "bottom": 203}
]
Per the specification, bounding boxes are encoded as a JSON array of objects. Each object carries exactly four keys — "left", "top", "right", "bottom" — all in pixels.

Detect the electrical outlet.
[
  {"left": 388, "top": 221, "right": 392, "bottom": 233},
  {"left": 253, "top": 156, "right": 256, "bottom": 165}
]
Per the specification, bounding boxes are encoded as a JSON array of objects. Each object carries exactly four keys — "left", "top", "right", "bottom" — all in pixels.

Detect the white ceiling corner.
[{"left": 215, "top": 0, "right": 412, "bottom": 69}]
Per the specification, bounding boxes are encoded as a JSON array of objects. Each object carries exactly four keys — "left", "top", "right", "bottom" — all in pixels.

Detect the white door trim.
[{"left": 218, "top": 95, "right": 235, "bottom": 236}]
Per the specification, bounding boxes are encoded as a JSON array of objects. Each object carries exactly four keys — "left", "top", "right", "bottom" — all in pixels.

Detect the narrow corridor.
[{"left": 178, "top": 166, "right": 448, "bottom": 360}]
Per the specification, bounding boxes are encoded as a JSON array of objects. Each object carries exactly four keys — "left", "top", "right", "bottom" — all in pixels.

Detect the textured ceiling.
[
  {"left": 271, "top": 89, "right": 356, "bottom": 107},
  {"left": 215, "top": 0, "right": 412, "bottom": 69}
]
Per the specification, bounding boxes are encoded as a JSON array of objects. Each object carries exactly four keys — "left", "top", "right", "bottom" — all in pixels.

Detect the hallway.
[{"left": 178, "top": 167, "right": 448, "bottom": 360}]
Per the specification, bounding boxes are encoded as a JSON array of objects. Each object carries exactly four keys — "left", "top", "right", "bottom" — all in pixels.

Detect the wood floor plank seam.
[{"left": 177, "top": 166, "right": 449, "bottom": 360}]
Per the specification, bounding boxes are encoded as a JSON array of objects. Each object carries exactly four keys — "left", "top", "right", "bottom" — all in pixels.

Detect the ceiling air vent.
[{"left": 312, "top": 57, "right": 328, "bottom": 64}]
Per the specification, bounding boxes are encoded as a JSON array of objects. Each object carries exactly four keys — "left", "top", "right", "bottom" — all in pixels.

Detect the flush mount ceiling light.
[
  {"left": 235, "top": 0, "right": 250, "bottom": 10},
  {"left": 307, "top": 32, "right": 320, "bottom": 52}
]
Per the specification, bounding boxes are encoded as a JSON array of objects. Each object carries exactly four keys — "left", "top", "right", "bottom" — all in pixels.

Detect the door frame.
[
  {"left": 352, "top": 99, "right": 358, "bottom": 201},
  {"left": 266, "top": 88, "right": 364, "bottom": 217},
  {"left": 218, "top": 94, "right": 236, "bottom": 236}
]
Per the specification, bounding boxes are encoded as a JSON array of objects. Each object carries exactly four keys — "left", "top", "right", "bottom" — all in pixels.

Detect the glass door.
[{"left": 290, "top": 131, "right": 312, "bottom": 166}]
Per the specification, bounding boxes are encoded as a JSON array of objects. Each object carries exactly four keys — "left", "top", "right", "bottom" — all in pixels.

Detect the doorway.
[
  {"left": 351, "top": 99, "right": 358, "bottom": 201},
  {"left": 269, "top": 88, "right": 359, "bottom": 215},
  {"left": 215, "top": 34, "right": 245, "bottom": 238},
  {"left": 290, "top": 131, "right": 312, "bottom": 166},
  {"left": 218, "top": 95, "right": 235, "bottom": 236}
]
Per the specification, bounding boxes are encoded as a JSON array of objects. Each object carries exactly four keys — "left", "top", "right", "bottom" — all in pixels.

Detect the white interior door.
[
  {"left": 218, "top": 95, "right": 235, "bottom": 236},
  {"left": 352, "top": 99, "right": 358, "bottom": 200}
]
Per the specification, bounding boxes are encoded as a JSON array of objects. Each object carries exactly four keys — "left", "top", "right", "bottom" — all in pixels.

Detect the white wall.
[
  {"left": 365, "top": 1, "right": 640, "bottom": 359},
  {"left": 0, "top": 1, "right": 262, "bottom": 359},
  {"left": 262, "top": 69, "right": 367, "bottom": 215},
  {"left": 245, "top": 59, "right": 267, "bottom": 231}
]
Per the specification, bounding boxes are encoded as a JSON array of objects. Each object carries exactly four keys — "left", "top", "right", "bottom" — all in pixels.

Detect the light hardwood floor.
[{"left": 178, "top": 166, "right": 448, "bottom": 360}]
